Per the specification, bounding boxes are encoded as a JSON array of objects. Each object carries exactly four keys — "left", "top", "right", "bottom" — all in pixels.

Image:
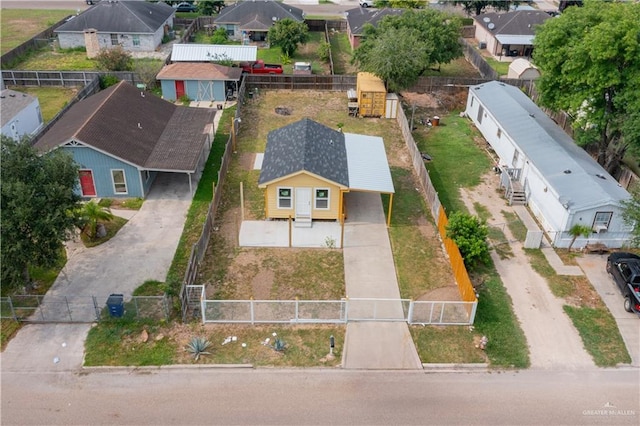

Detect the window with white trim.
[
  {"left": 277, "top": 187, "right": 292, "bottom": 209},
  {"left": 315, "top": 188, "right": 329, "bottom": 209},
  {"left": 111, "top": 169, "right": 128, "bottom": 194},
  {"left": 132, "top": 34, "right": 140, "bottom": 47},
  {"left": 110, "top": 34, "right": 118, "bottom": 46},
  {"left": 592, "top": 211, "right": 613, "bottom": 231}
]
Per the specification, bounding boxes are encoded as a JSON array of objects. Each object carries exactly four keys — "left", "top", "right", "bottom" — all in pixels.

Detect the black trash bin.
[{"left": 106, "top": 294, "right": 124, "bottom": 318}]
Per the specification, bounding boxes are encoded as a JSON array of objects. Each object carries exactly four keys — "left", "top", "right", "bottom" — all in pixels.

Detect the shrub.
[
  {"left": 95, "top": 46, "right": 133, "bottom": 71},
  {"left": 99, "top": 74, "right": 120, "bottom": 89},
  {"left": 318, "top": 40, "right": 331, "bottom": 62},
  {"left": 446, "top": 211, "right": 490, "bottom": 270},
  {"left": 186, "top": 337, "right": 211, "bottom": 361}
]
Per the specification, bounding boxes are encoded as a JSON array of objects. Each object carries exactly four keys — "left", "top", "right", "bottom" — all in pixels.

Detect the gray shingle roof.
[
  {"left": 214, "top": 0, "right": 304, "bottom": 29},
  {"left": 259, "top": 118, "right": 349, "bottom": 187},
  {"left": 469, "top": 81, "right": 630, "bottom": 211},
  {"left": 0, "top": 89, "right": 38, "bottom": 126},
  {"left": 345, "top": 7, "right": 405, "bottom": 36},
  {"left": 55, "top": 1, "right": 174, "bottom": 34},
  {"left": 474, "top": 10, "right": 550, "bottom": 36},
  {"left": 33, "top": 81, "right": 214, "bottom": 173}
]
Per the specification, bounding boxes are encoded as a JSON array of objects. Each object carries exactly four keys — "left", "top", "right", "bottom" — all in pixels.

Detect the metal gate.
[
  {"left": 5, "top": 295, "right": 101, "bottom": 323},
  {"left": 345, "top": 298, "right": 410, "bottom": 322}
]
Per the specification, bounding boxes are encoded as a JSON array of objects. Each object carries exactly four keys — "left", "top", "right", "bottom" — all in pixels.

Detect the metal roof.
[
  {"left": 0, "top": 89, "right": 38, "bottom": 126},
  {"left": 171, "top": 44, "right": 257, "bottom": 62},
  {"left": 469, "top": 81, "right": 630, "bottom": 211},
  {"left": 495, "top": 34, "right": 535, "bottom": 45},
  {"left": 344, "top": 133, "right": 394, "bottom": 193}
]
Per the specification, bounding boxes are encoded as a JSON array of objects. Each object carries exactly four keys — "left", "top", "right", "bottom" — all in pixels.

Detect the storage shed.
[
  {"left": 356, "top": 72, "right": 386, "bottom": 118},
  {"left": 507, "top": 58, "right": 540, "bottom": 80}
]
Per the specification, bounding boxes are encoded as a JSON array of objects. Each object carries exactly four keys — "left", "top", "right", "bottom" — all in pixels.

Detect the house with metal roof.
[
  {"left": 156, "top": 62, "right": 243, "bottom": 102},
  {"left": 214, "top": 0, "right": 305, "bottom": 43},
  {"left": 0, "top": 89, "right": 43, "bottom": 141},
  {"left": 170, "top": 44, "right": 258, "bottom": 63},
  {"left": 344, "top": 7, "right": 404, "bottom": 50},
  {"left": 33, "top": 81, "right": 215, "bottom": 199},
  {"left": 54, "top": 1, "right": 175, "bottom": 53},
  {"left": 258, "top": 118, "right": 394, "bottom": 226},
  {"left": 466, "top": 81, "right": 633, "bottom": 249},
  {"left": 473, "top": 10, "right": 549, "bottom": 60}
]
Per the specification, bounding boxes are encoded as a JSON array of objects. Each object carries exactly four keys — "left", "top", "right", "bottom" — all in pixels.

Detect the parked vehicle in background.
[
  {"left": 240, "top": 59, "right": 284, "bottom": 74},
  {"left": 359, "top": 0, "right": 375, "bottom": 7},
  {"left": 293, "top": 62, "right": 312, "bottom": 75},
  {"left": 606, "top": 252, "right": 640, "bottom": 315},
  {"left": 173, "top": 2, "right": 197, "bottom": 13}
]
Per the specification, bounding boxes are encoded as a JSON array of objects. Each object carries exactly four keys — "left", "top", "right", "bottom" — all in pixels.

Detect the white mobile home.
[{"left": 465, "top": 81, "right": 633, "bottom": 249}]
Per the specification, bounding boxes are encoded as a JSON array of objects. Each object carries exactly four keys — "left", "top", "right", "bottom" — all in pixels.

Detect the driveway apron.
[
  {"left": 341, "top": 192, "right": 422, "bottom": 369},
  {"left": 1, "top": 173, "right": 192, "bottom": 371}
]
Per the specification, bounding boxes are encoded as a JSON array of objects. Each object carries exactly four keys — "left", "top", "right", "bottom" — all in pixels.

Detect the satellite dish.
[
  {"left": 483, "top": 17, "right": 490, "bottom": 23},
  {"left": 488, "top": 23, "right": 495, "bottom": 30}
]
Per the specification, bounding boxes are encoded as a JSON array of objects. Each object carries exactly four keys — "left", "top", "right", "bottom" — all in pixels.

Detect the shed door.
[
  {"left": 175, "top": 80, "right": 185, "bottom": 99},
  {"left": 295, "top": 188, "right": 311, "bottom": 218},
  {"left": 79, "top": 170, "right": 96, "bottom": 197}
]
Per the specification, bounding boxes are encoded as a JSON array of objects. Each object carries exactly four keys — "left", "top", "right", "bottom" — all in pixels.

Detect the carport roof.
[
  {"left": 33, "top": 81, "right": 214, "bottom": 173},
  {"left": 171, "top": 44, "right": 257, "bottom": 62}
]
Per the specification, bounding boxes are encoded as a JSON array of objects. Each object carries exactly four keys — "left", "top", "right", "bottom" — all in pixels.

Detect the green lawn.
[
  {"left": 484, "top": 56, "right": 511, "bottom": 77},
  {"left": 8, "top": 86, "right": 78, "bottom": 123},
  {"left": 0, "top": 9, "right": 74, "bottom": 54},
  {"left": 416, "top": 111, "right": 492, "bottom": 214}
]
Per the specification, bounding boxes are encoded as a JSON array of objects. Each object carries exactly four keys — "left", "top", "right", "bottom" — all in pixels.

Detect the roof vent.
[
  {"left": 563, "top": 169, "right": 572, "bottom": 174},
  {"left": 488, "top": 23, "right": 495, "bottom": 30},
  {"left": 483, "top": 17, "right": 490, "bottom": 23},
  {"left": 137, "top": 123, "right": 142, "bottom": 129},
  {"left": 596, "top": 173, "right": 606, "bottom": 180}
]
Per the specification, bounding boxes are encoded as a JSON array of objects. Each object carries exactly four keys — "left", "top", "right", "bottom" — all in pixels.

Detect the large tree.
[
  {"left": 1, "top": 136, "right": 81, "bottom": 290},
  {"left": 532, "top": 0, "right": 640, "bottom": 175},
  {"left": 449, "top": 1, "right": 518, "bottom": 16},
  {"left": 267, "top": 18, "right": 309, "bottom": 58},
  {"left": 198, "top": 0, "right": 225, "bottom": 15},
  {"left": 352, "top": 9, "right": 462, "bottom": 91}
]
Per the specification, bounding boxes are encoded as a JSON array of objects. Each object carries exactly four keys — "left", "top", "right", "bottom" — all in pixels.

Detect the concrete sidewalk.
[{"left": 341, "top": 192, "right": 422, "bottom": 369}]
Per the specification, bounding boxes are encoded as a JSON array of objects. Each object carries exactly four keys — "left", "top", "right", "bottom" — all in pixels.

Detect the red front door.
[
  {"left": 79, "top": 170, "right": 96, "bottom": 197},
  {"left": 175, "top": 80, "right": 185, "bottom": 99}
]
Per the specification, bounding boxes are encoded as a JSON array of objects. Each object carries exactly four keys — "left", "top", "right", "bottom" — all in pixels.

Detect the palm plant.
[
  {"left": 567, "top": 224, "right": 592, "bottom": 251},
  {"left": 79, "top": 200, "right": 114, "bottom": 238}
]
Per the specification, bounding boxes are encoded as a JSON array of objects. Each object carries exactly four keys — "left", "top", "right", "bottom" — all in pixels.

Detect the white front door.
[{"left": 295, "top": 187, "right": 312, "bottom": 218}]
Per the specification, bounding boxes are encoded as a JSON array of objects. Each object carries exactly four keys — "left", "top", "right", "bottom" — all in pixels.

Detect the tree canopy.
[
  {"left": 445, "top": 212, "right": 490, "bottom": 270},
  {"left": 1, "top": 136, "right": 80, "bottom": 290},
  {"left": 197, "top": 0, "right": 225, "bottom": 15},
  {"left": 532, "top": 0, "right": 640, "bottom": 175},
  {"left": 352, "top": 9, "right": 462, "bottom": 92},
  {"left": 621, "top": 183, "right": 640, "bottom": 247},
  {"left": 267, "top": 18, "right": 309, "bottom": 58},
  {"left": 449, "top": 1, "right": 516, "bottom": 16}
]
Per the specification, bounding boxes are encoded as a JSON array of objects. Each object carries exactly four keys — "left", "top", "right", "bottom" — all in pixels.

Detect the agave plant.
[
  {"left": 186, "top": 337, "right": 211, "bottom": 361},
  {"left": 273, "top": 338, "right": 286, "bottom": 352}
]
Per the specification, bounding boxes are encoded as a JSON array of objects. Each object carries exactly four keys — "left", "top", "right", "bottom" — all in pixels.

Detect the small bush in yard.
[
  {"left": 446, "top": 211, "right": 490, "bottom": 270},
  {"left": 95, "top": 46, "right": 133, "bottom": 71}
]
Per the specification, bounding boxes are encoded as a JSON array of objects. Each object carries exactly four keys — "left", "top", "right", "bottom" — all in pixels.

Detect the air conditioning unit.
[{"left": 593, "top": 225, "right": 608, "bottom": 233}]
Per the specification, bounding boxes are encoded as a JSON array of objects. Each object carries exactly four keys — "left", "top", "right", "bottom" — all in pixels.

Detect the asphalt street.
[{"left": 2, "top": 368, "right": 638, "bottom": 425}]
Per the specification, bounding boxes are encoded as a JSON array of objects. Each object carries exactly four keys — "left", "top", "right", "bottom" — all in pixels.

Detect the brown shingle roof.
[
  {"left": 156, "top": 62, "right": 243, "bottom": 81},
  {"left": 34, "top": 81, "right": 214, "bottom": 172}
]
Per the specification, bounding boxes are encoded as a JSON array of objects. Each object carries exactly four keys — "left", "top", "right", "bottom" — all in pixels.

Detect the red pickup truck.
[{"left": 240, "top": 59, "right": 283, "bottom": 74}]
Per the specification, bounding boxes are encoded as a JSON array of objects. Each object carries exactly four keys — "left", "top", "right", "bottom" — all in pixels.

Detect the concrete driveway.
[
  {"left": 1, "top": 173, "right": 193, "bottom": 371},
  {"left": 576, "top": 255, "right": 640, "bottom": 367}
]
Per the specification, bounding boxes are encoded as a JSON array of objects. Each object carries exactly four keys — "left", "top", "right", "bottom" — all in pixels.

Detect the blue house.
[
  {"left": 157, "top": 62, "right": 242, "bottom": 102},
  {"left": 34, "top": 81, "right": 215, "bottom": 198}
]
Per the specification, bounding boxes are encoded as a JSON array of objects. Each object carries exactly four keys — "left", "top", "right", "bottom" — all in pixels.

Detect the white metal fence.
[{"left": 198, "top": 298, "right": 476, "bottom": 325}]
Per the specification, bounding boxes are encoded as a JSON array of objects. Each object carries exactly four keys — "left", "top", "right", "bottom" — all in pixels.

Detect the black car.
[
  {"left": 174, "top": 2, "right": 197, "bottom": 13},
  {"left": 606, "top": 252, "right": 640, "bottom": 315}
]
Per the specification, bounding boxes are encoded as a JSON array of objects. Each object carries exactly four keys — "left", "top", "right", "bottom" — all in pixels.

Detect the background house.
[
  {"left": 258, "top": 118, "right": 394, "bottom": 226},
  {"left": 474, "top": 10, "right": 549, "bottom": 60},
  {"left": 157, "top": 62, "right": 242, "bottom": 102},
  {"left": 0, "top": 89, "right": 43, "bottom": 141},
  {"left": 344, "top": 7, "right": 404, "bottom": 50},
  {"left": 465, "top": 81, "right": 632, "bottom": 249},
  {"left": 214, "top": 0, "right": 305, "bottom": 43},
  {"left": 54, "top": 1, "right": 175, "bottom": 55},
  {"left": 34, "top": 81, "right": 214, "bottom": 199}
]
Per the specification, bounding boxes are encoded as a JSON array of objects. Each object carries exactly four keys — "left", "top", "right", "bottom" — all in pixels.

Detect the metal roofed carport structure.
[{"left": 170, "top": 44, "right": 258, "bottom": 63}]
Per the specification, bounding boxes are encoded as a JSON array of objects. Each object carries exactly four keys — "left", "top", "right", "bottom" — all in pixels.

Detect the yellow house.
[{"left": 258, "top": 118, "right": 394, "bottom": 226}]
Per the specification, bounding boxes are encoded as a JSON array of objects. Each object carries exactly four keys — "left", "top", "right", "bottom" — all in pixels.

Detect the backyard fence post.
[
  {"left": 295, "top": 298, "right": 299, "bottom": 323},
  {"left": 134, "top": 297, "right": 139, "bottom": 318},
  {"left": 469, "top": 301, "right": 478, "bottom": 325},
  {"left": 250, "top": 298, "right": 255, "bottom": 325},
  {"left": 407, "top": 300, "right": 414, "bottom": 325}
]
